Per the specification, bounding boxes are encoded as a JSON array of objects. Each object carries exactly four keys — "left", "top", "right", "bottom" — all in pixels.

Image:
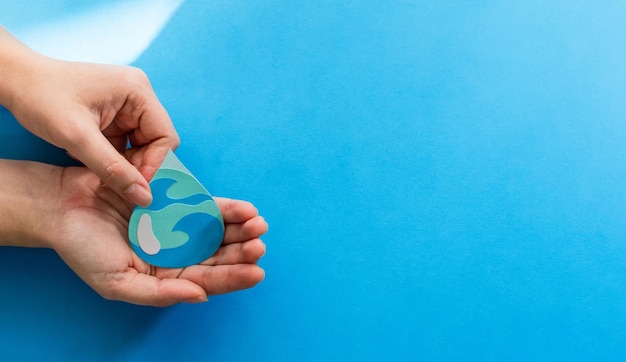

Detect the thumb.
[
  {"left": 67, "top": 131, "right": 153, "bottom": 207},
  {"left": 105, "top": 273, "right": 208, "bottom": 307}
]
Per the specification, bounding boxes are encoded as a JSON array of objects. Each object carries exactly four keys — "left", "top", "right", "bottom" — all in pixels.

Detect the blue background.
[{"left": 2, "top": 0, "right": 626, "bottom": 360}]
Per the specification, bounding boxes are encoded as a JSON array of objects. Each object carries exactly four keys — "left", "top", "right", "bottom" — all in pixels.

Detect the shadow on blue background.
[
  {"left": 0, "top": 247, "right": 162, "bottom": 360},
  {"left": 0, "top": 106, "right": 76, "bottom": 165},
  {"left": 3, "top": 0, "right": 626, "bottom": 360}
]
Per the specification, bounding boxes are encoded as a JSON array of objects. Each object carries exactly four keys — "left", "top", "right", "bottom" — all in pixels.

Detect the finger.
[
  {"left": 119, "top": 91, "right": 180, "bottom": 180},
  {"left": 123, "top": 89, "right": 179, "bottom": 152},
  {"left": 125, "top": 141, "right": 176, "bottom": 182},
  {"left": 138, "top": 144, "right": 172, "bottom": 181},
  {"left": 214, "top": 197, "right": 260, "bottom": 223},
  {"left": 202, "top": 238, "right": 266, "bottom": 266},
  {"left": 101, "top": 271, "right": 208, "bottom": 307},
  {"left": 179, "top": 264, "right": 265, "bottom": 296},
  {"left": 67, "top": 130, "right": 153, "bottom": 207},
  {"left": 223, "top": 216, "right": 269, "bottom": 244}
]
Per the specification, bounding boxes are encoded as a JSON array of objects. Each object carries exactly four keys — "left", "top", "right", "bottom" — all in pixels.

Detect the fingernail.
[
  {"left": 183, "top": 295, "right": 209, "bottom": 304},
  {"left": 124, "top": 183, "right": 152, "bottom": 207}
]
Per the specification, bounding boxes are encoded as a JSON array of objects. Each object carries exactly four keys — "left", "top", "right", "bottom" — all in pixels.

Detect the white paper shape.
[{"left": 137, "top": 213, "right": 162, "bottom": 255}]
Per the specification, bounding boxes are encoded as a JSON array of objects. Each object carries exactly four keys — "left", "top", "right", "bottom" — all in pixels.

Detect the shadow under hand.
[
  {"left": 0, "top": 247, "right": 168, "bottom": 360},
  {"left": 0, "top": 106, "right": 77, "bottom": 166}
]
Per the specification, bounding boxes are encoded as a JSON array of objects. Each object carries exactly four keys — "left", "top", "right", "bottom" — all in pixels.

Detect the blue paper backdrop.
[{"left": 2, "top": 0, "right": 626, "bottom": 360}]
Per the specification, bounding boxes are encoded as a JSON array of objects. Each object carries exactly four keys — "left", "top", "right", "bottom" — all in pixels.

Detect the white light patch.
[
  {"left": 14, "top": 0, "right": 183, "bottom": 64},
  {"left": 137, "top": 213, "right": 161, "bottom": 255}
]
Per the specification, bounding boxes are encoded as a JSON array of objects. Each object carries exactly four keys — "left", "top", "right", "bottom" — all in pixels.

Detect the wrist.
[
  {"left": 0, "top": 26, "right": 46, "bottom": 113},
  {"left": 0, "top": 159, "right": 63, "bottom": 249}
]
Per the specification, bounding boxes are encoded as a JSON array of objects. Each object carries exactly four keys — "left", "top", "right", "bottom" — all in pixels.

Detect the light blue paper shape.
[{"left": 128, "top": 150, "right": 224, "bottom": 268}]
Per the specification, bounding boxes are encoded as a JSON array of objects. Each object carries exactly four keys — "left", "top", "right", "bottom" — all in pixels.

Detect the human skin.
[
  {"left": 0, "top": 25, "right": 179, "bottom": 207},
  {"left": 0, "top": 159, "right": 267, "bottom": 306},
  {"left": 0, "top": 26, "right": 267, "bottom": 306}
]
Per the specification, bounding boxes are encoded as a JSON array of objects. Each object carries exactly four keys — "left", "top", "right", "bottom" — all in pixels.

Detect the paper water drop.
[{"left": 128, "top": 150, "right": 224, "bottom": 268}]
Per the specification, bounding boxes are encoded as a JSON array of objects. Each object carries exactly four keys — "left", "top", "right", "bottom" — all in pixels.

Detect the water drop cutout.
[{"left": 128, "top": 150, "right": 224, "bottom": 268}]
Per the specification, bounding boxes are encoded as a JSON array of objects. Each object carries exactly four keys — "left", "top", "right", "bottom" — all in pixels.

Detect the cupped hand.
[{"left": 51, "top": 166, "right": 267, "bottom": 306}]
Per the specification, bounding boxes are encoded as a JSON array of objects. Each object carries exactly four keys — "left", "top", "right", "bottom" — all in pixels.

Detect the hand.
[
  {"left": 0, "top": 26, "right": 179, "bottom": 207},
  {"left": 8, "top": 58, "right": 179, "bottom": 207},
  {"left": 50, "top": 166, "right": 267, "bottom": 306}
]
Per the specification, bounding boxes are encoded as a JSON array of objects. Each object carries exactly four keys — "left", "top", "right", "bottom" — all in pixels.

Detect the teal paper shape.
[{"left": 128, "top": 150, "right": 224, "bottom": 268}]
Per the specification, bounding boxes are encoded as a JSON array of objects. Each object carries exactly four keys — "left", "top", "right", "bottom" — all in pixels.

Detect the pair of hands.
[
  {"left": 54, "top": 166, "right": 268, "bottom": 306},
  {"left": 0, "top": 28, "right": 267, "bottom": 306}
]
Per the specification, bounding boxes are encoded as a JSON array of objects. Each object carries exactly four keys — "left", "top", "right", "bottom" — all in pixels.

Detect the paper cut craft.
[{"left": 128, "top": 150, "right": 224, "bottom": 268}]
